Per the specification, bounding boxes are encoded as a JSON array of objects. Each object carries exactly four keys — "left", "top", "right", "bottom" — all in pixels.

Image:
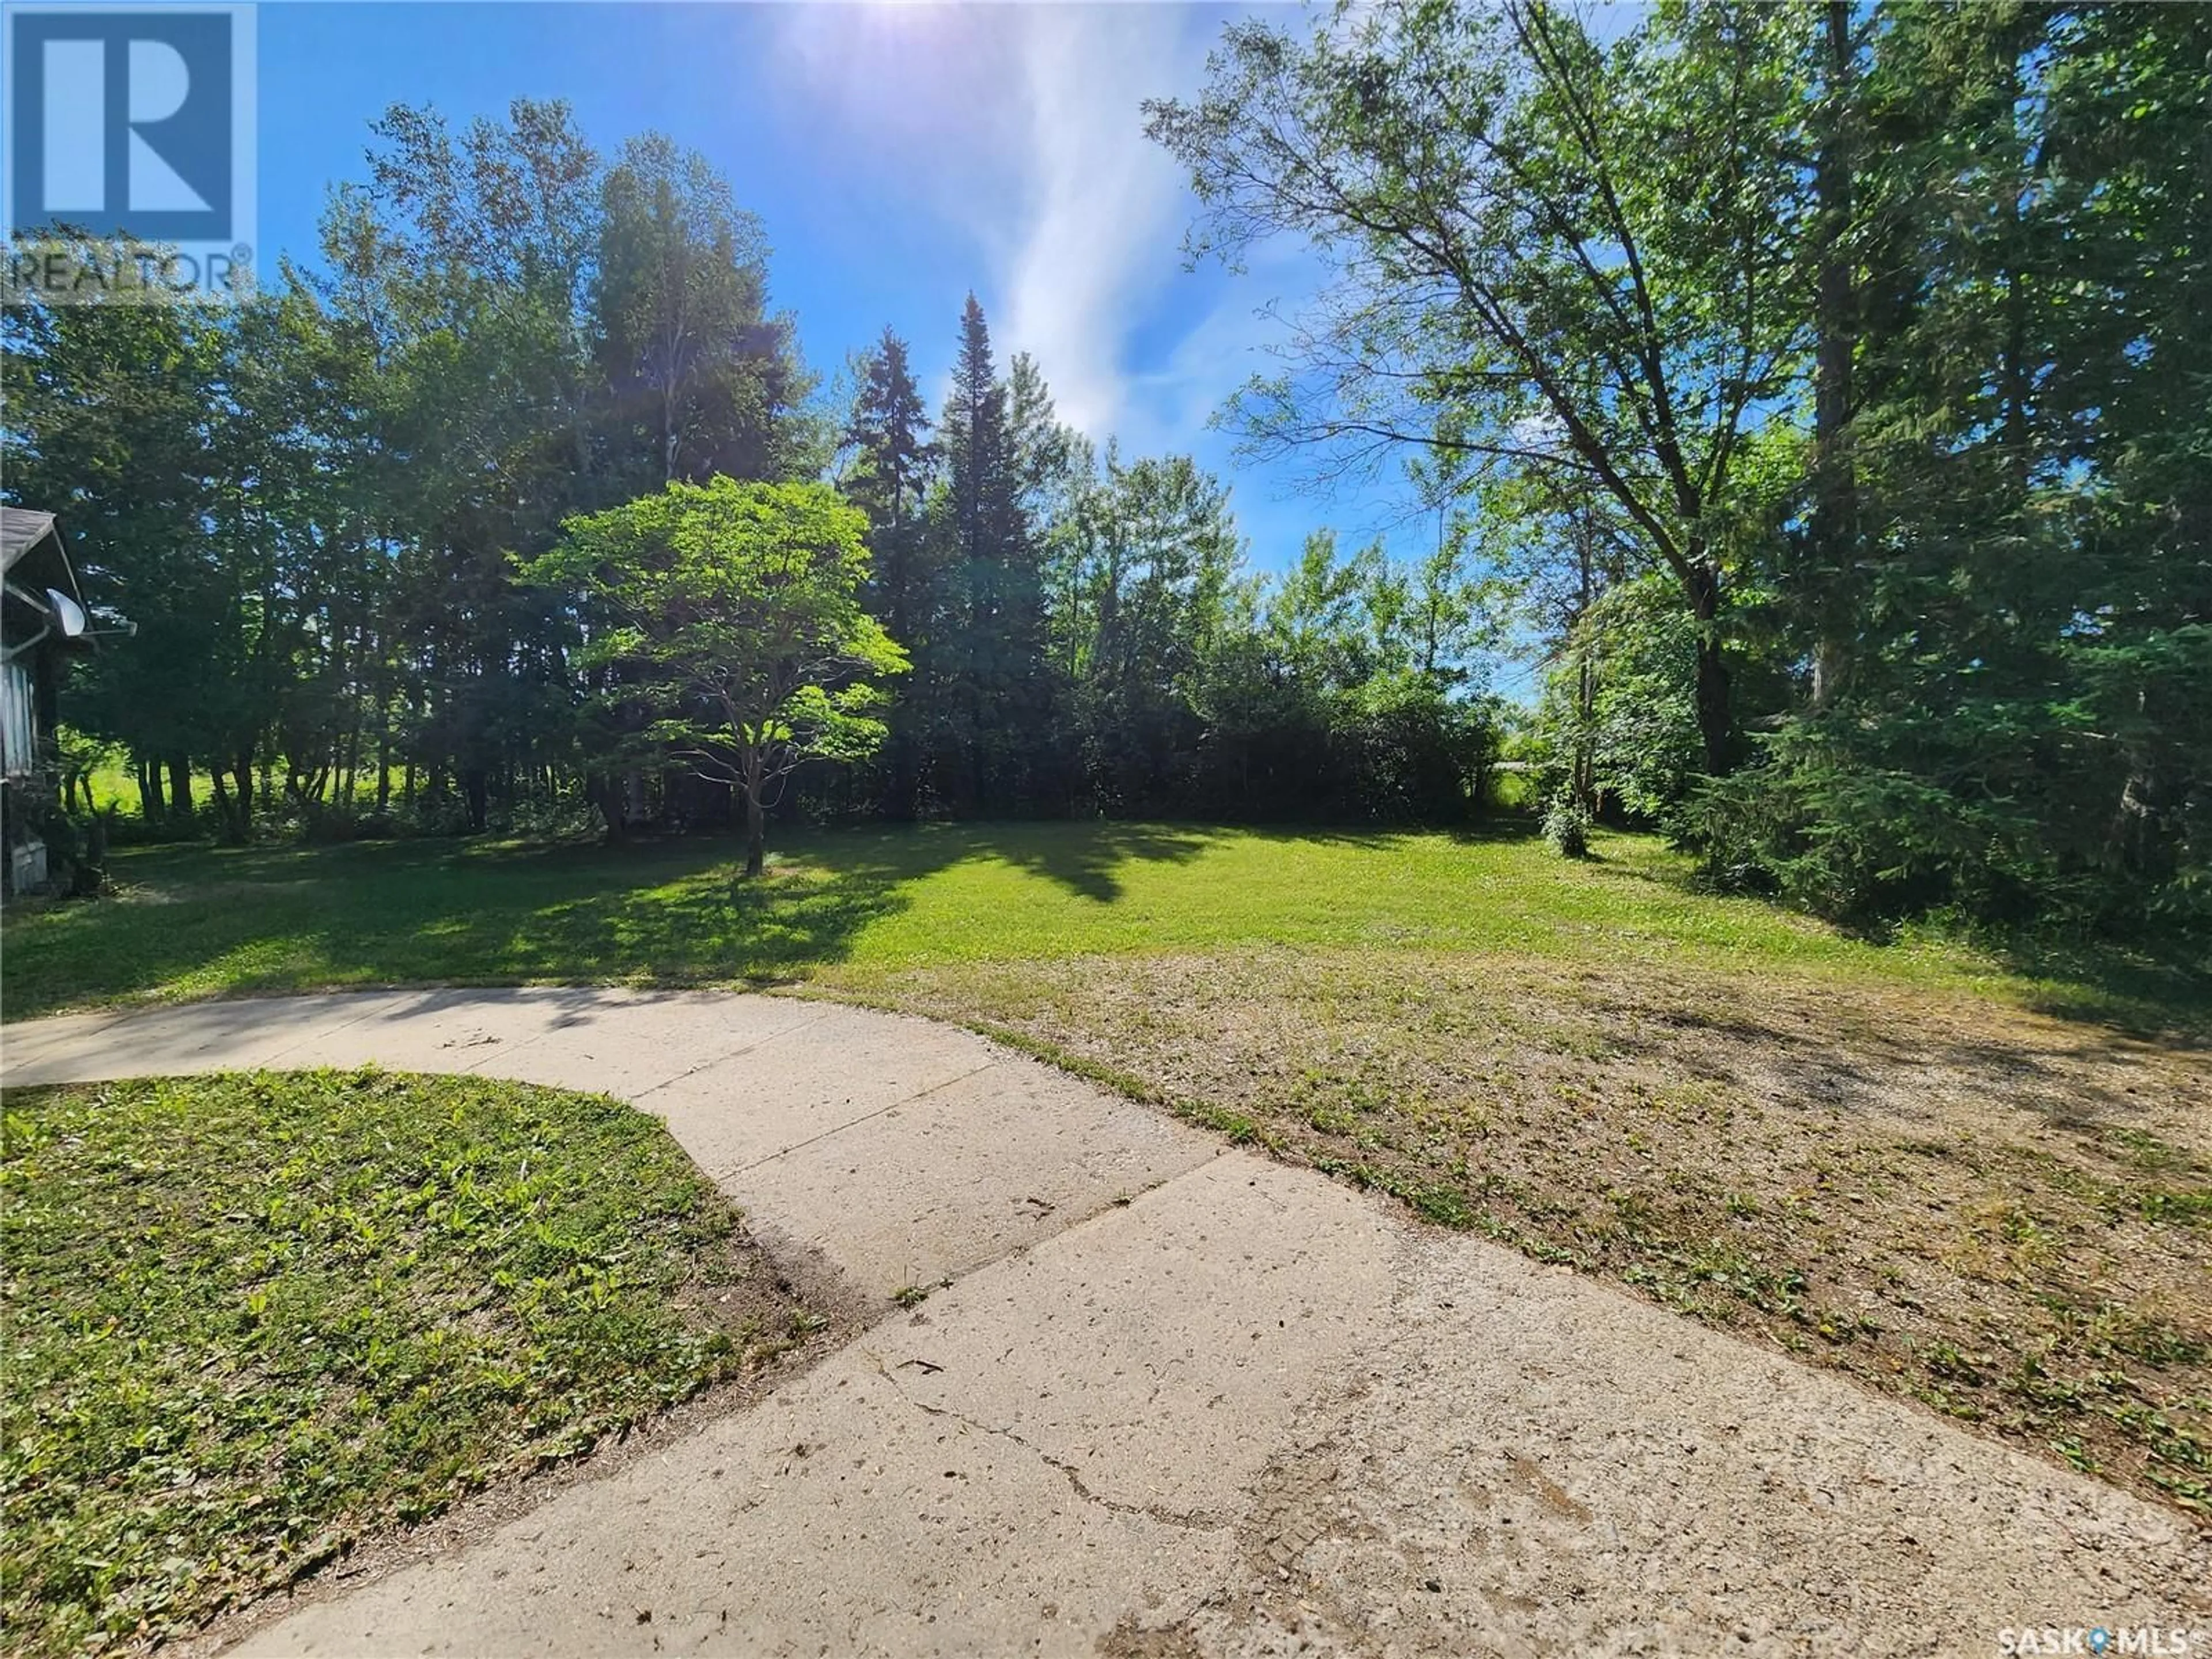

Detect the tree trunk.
[
  {"left": 884, "top": 726, "right": 915, "bottom": 823},
  {"left": 166, "top": 755, "right": 191, "bottom": 825},
  {"left": 233, "top": 753, "right": 255, "bottom": 834},
  {"left": 1571, "top": 508, "right": 1599, "bottom": 812},
  {"left": 589, "top": 773, "right": 628, "bottom": 845},
  {"left": 461, "top": 767, "right": 489, "bottom": 834},
  {"left": 208, "top": 771, "right": 245, "bottom": 845},
  {"left": 340, "top": 714, "right": 360, "bottom": 810},
  {"left": 742, "top": 753, "right": 766, "bottom": 879},
  {"left": 136, "top": 755, "right": 165, "bottom": 824}
]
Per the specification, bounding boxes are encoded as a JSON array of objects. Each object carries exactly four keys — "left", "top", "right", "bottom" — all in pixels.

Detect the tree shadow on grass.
[
  {"left": 1985, "top": 930, "right": 2211, "bottom": 1047},
  {"left": 0, "top": 835, "right": 887, "bottom": 1018},
  {"left": 1540, "top": 834, "right": 2212, "bottom": 1046},
  {"left": 510, "top": 841, "right": 925, "bottom": 984},
  {"left": 0, "top": 821, "right": 1229, "bottom": 1018},
  {"left": 933, "top": 821, "right": 1217, "bottom": 903},
  {"left": 354, "top": 821, "right": 1224, "bottom": 979}
]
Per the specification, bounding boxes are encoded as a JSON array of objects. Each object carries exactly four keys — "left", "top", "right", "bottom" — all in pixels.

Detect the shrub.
[{"left": 1542, "top": 793, "right": 1592, "bottom": 859}]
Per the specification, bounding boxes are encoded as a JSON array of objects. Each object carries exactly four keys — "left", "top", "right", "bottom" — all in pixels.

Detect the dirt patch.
[{"left": 855, "top": 948, "right": 2212, "bottom": 1518}]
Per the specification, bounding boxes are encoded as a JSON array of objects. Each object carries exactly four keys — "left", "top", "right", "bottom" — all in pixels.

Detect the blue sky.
[{"left": 246, "top": 2, "right": 1446, "bottom": 584}]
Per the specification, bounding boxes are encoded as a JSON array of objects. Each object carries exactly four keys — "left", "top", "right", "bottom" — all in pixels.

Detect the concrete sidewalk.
[{"left": 3, "top": 990, "right": 2204, "bottom": 1657}]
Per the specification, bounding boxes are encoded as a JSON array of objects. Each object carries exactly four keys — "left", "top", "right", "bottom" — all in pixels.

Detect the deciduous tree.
[{"left": 520, "top": 479, "right": 908, "bottom": 877}]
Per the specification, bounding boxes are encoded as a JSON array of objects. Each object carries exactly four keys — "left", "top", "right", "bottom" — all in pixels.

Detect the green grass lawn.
[
  {"left": 3, "top": 821, "right": 2206, "bottom": 1522},
  {"left": 69, "top": 759, "right": 415, "bottom": 819},
  {"left": 0, "top": 1069, "right": 815, "bottom": 1658},
  {"left": 2, "top": 821, "right": 2193, "bottom": 1026}
]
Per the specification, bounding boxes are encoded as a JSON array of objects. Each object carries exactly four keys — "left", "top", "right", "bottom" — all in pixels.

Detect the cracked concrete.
[
  {"left": 872, "top": 1354, "right": 1222, "bottom": 1535},
  {"left": 3, "top": 989, "right": 2206, "bottom": 1657}
]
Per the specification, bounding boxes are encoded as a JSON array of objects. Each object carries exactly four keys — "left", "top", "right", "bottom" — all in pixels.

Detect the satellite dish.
[{"left": 45, "top": 588, "right": 87, "bottom": 638}]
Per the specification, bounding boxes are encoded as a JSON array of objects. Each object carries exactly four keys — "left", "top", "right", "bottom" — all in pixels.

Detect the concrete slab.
[
  {"left": 0, "top": 1006, "right": 135, "bottom": 1071},
  {"left": 230, "top": 1328, "right": 1237, "bottom": 1659},
  {"left": 0, "top": 993, "right": 418, "bottom": 1084},
  {"left": 1169, "top": 1235, "right": 2212, "bottom": 1657},
  {"left": 241, "top": 988, "right": 564, "bottom": 1075},
  {"left": 632, "top": 1004, "right": 1004, "bottom": 1181},
  {"left": 430, "top": 988, "right": 830, "bottom": 1096},
  {"left": 5, "top": 990, "right": 2206, "bottom": 1658},
  {"left": 878, "top": 1151, "right": 1405, "bottom": 1522},
  {"left": 721, "top": 1055, "right": 1222, "bottom": 1304}
]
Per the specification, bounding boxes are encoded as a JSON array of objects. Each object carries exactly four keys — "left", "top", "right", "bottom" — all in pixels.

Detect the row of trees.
[
  {"left": 1149, "top": 0, "right": 2210, "bottom": 935},
  {"left": 2, "top": 100, "right": 1500, "bottom": 856},
  {"left": 9, "top": 1, "right": 2202, "bottom": 940},
  {"left": 837, "top": 309, "right": 1502, "bottom": 826}
]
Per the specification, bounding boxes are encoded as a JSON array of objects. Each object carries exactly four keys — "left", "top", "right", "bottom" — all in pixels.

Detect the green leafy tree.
[
  {"left": 520, "top": 479, "right": 908, "bottom": 877},
  {"left": 1, "top": 290, "right": 229, "bottom": 828},
  {"left": 1694, "top": 5, "right": 2212, "bottom": 930},
  {"left": 325, "top": 99, "right": 607, "bottom": 831},
  {"left": 1147, "top": 0, "right": 1812, "bottom": 776},
  {"left": 595, "top": 135, "right": 819, "bottom": 492},
  {"left": 1536, "top": 574, "right": 1703, "bottom": 821},
  {"left": 1056, "top": 449, "right": 1241, "bottom": 809}
]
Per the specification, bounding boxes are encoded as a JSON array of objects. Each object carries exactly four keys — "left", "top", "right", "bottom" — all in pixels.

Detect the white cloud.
[
  {"left": 997, "top": 5, "right": 1200, "bottom": 441},
  {"left": 762, "top": 3, "right": 1311, "bottom": 460}
]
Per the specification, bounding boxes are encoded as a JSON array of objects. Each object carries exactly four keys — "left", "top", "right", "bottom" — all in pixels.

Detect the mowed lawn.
[
  {"left": 0, "top": 820, "right": 2173, "bottom": 1020},
  {"left": 0, "top": 1070, "right": 815, "bottom": 1657},
  {"left": 4, "top": 822, "right": 2209, "bottom": 1518}
]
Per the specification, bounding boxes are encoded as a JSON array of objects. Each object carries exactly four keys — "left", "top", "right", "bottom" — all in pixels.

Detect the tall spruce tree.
[
  {"left": 939, "top": 296, "right": 1054, "bottom": 813},
  {"left": 842, "top": 328, "right": 941, "bottom": 818}
]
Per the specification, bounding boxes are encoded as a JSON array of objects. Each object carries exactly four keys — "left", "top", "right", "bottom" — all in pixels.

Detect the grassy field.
[
  {"left": 0, "top": 1069, "right": 815, "bottom": 1658},
  {"left": 3, "top": 822, "right": 2207, "bottom": 1518},
  {"left": 67, "top": 757, "right": 413, "bottom": 820},
  {"left": 2, "top": 822, "right": 2194, "bottom": 1024}
]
